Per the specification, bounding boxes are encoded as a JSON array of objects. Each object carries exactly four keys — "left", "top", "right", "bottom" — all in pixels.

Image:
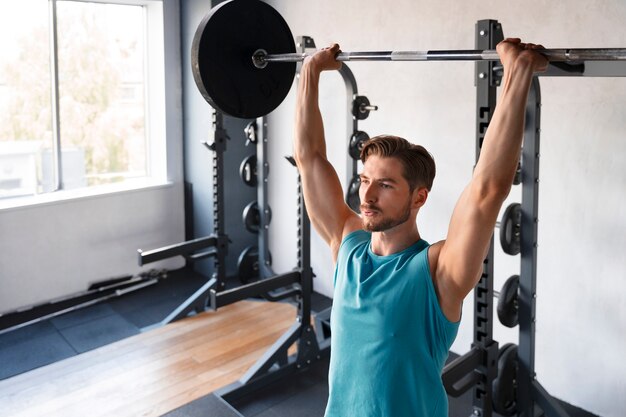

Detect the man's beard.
[{"left": 361, "top": 199, "right": 412, "bottom": 232}]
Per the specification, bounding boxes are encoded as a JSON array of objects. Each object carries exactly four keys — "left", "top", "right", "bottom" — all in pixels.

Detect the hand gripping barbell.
[{"left": 191, "top": 0, "right": 626, "bottom": 119}]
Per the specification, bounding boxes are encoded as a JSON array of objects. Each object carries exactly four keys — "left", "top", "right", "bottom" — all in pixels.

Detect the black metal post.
[
  {"left": 255, "top": 116, "right": 274, "bottom": 278},
  {"left": 471, "top": 19, "right": 503, "bottom": 417},
  {"left": 517, "top": 76, "right": 541, "bottom": 417},
  {"left": 211, "top": 110, "right": 229, "bottom": 291}
]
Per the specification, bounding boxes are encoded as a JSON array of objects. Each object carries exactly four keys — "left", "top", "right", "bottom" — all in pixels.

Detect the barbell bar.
[
  {"left": 192, "top": 0, "right": 626, "bottom": 119},
  {"left": 252, "top": 48, "right": 626, "bottom": 68}
]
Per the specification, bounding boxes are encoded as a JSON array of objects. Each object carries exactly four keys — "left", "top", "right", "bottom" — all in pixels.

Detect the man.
[{"left": 293, "top": 39, "right": 547, "bottom": 416}]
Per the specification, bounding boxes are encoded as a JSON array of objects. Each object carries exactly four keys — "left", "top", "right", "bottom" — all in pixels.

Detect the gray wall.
[
  {"left": 262, "top": 1, "right": 626, "bottom": 416},
  {"left": 0, "top": 0, "right": 185, "bottom": 311}
]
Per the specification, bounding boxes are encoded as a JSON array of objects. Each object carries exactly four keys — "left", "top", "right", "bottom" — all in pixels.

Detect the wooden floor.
[{"left": 0, "top": 300, "right": 297, "bottom": 417}]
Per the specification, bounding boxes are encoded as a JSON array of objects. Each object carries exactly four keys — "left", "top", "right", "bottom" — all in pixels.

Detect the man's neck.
[{"left": 369, "top": 221, "right": 421, "bottom": 256}]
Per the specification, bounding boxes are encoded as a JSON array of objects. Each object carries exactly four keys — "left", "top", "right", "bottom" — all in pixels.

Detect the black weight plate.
[
  {"left": 346, "top": 175, "right": 361, "bottom": 213},
  {"left": 239, "top": 155, "right": 257, "bottom": 187},
  {"left": 237, "top": 245, "right": 260, "bottom": 284},
  {"left": 349, "top": 131, "right": 370, "bottom": 160},
  {"left": 242, "top": 201, "right": 272, "bottom": 233},
  {"left": 352, "top": 95, "right": 371, "bottom": 120},
  {"left": 497, "top": 275, "right": 519, "bottom": 328},
  {"left": 492, "top": 343, "right": 518, "bottom": 416},
  {"left": 499, "top": 203, "right": 521, "bottom": 255},
  {"left": 191, "top": 0, "right": 296, "bottom": 118},
  {"left": 513, "top": 161, "right": 522, "bottom": 185}
]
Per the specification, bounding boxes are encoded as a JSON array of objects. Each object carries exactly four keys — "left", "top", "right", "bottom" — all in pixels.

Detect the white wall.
[
  {"left": 264, "top": 1, "right": 626, "bottom": 416},
  {"left": 0, "top": 0, "right": 185, "bottom": 312}
]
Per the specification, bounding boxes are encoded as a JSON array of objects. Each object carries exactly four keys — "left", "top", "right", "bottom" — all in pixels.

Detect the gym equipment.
[
  {"left": 191, "top": 0, "right": 296, "bottom": 119},
  {"left": 346, "top": 175, "right": 361, "bottom": 213},
  {"left": 492, "top": 344, "right": 519, "bottom": 416},
  {"left": 0, "top": 270, "right": 164, "bottom": 335},
  {"left": 256, "top": 47, "right": 626, "bottom": 66},
  {"left": 191, "top": 0, "right": 626, "bottom": 118},
  {"left": 513, "top": 161, "right": 522, "bottom": 185},
  {"left": 496, "top": 275, "right": 520, "bottom": 328},
  {"left": 242, "top": 201, "right": 272, "bottom": 233},
  {"left": 244, "top": 120, "right": 258, "bottom": 146},
  {"left": 239, "top": 155, "right": 257, "bottom": 187},
  {"left": 348, "top": 131, "right": 369, "bottom": 160},
  {"left": 237, "top": 245, "right": 260, "bottom": 284},
  {"left": 352, "top": 96, "right": 378, "bottom": 120},
  {"left": 498, "top": 202, "right": 522, "bottom": 255}
]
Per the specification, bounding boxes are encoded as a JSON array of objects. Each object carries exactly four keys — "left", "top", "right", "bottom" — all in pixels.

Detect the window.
[{"left": 0, "top": 0, "right": 165, "bottom": 201}]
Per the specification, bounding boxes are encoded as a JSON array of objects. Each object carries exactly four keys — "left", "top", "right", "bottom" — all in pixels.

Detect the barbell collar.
[{"left": 253, "top": 48, "right": 626, "bottom": 68}]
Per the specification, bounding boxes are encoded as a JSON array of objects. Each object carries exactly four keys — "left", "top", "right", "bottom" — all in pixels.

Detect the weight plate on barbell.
[
  {"left": 191, "top": 0, "right": 296, "bottom": 119},
  {"left": 499, "top": 202, "right": 521, "bottom": 255}
]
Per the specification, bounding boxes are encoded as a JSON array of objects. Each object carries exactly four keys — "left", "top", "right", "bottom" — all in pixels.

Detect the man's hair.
[{"left": 360, "top": 135, "right": 436, "bottom": 191}]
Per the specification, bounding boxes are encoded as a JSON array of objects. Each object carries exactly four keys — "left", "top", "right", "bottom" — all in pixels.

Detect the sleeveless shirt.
[{"left": 324, "top": 230, "right": 459, "bottom": 417}]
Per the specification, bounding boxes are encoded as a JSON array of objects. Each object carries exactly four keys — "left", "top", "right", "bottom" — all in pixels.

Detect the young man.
[{"left": 293, "top": 39, "right": 547, "bottom": 416}]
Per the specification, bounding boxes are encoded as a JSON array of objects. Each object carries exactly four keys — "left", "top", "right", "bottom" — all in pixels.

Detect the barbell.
[{"left": 192, "top": 0, "right": 626, "bottom": 119}]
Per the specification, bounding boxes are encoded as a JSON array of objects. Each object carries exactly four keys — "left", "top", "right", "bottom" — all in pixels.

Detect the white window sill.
[{"left": 0, "top": 178, "right": 175, "bottom": 212}]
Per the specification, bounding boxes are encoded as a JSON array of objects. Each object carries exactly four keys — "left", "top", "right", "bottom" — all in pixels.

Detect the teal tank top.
[{"left": 324, "top": 230, "right": 459, "bottom": 417}]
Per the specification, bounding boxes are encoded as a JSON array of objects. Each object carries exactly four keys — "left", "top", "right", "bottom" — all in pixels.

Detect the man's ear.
[{"left": 412, "top": 187, "right": 428, "bottom": 209}]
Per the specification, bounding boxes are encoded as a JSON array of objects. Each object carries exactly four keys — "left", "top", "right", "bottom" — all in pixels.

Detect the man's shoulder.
[{"left": 426, "top": 240, "right": 445, "bottom": 274}]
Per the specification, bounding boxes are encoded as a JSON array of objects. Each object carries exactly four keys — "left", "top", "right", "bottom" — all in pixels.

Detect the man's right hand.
[
  {"left": 496, "top": 38, "right": 548, "bottom": 74},
  {"left": 302, "top": 43, "right": 343, "bottom": 74}
]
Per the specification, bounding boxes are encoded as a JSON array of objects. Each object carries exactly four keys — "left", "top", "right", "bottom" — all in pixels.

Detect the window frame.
[{"left": 0, "top": 0, "right": 169, "bottom": 209}]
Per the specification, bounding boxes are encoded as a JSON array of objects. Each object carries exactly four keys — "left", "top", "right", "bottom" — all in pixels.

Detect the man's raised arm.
[
  {"left": 293, "top": 44, "right": 360, "bottom": 260},
  {"left": 431, "top": 39, "right": 549, "bottom": 321}
]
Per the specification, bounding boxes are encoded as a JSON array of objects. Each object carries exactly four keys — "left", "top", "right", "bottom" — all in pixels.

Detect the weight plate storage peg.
[
  {"left": 191, "top": 0, "right": 296, "bottom": 118},
  {"left": 499, "top": 202, "right": 522, "bottom": 255},
  {"left": 492, "top": 343, "right": 519, "bottom": 416},
  {"left": 239, "top": 155, "right": 257, "bottom": 187},
  {"left": 349, "top": 131, "right": 370, "bottom": 160},
  {"left": 497, "top": 274, "right": 520, "bottom": 328}
]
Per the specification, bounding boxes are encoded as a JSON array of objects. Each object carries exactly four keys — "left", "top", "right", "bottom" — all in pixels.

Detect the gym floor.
[{"left": 0, "top": 267, "right": 597, "bottom": 417}]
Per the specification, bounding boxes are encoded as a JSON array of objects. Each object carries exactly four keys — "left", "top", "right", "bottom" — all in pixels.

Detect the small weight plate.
[
  {"left": 346, "top": 175, "right": 361, "bottom": 213},
  {"left": 349, "top": 131, "right": 370, "bottom": 160},
  {"left": 492, "top": 343, "right": 518, "bottom": 416},
  {"left": 242, "top": 201, "right": 272, "bottom": 233},
  {"left": 191, "top": 0, "right": 296, "bottom": 118},
  {"left": 499, "top": 203, "right": 521, "bottom": 255},
  {"left": 239, "top": 155, "right": 257, "bottom": 187},
  {"left": 513, "top": 161, "right": 522, "bottom": 185},
  {"left": 352, "top": 95, "right": 371, "bottom": 120},
  {"left": 497, "top": 275, "right": 519, "bottom": 328},
  {"left": 237, "top": 245, "right": 259, "bottom": 284}
]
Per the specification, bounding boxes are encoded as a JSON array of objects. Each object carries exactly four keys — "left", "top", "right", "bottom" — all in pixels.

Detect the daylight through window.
[{"left": 0, "top": 0, "right": 153, "bottom": 200}]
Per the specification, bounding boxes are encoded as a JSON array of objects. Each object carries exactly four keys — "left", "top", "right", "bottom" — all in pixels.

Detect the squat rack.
[
  {"left": 143, "top": 4, "right": 626, "bottom": 413},
  {"left": 443, "top": 19, "right": 625, "bottom": 417}
]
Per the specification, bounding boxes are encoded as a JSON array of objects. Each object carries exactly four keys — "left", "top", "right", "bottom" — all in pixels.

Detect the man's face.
[{"left": 359, "top": 155, "right": 414, "bottom": 232}]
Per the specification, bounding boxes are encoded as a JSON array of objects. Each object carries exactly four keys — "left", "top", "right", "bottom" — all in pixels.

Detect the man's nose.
[{"left": 361, "top": 183, "right": 377, "bottom": 203}]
